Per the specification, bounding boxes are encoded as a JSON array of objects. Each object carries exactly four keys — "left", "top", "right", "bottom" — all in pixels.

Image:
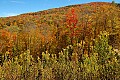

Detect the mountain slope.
[{"left": 0, "top": 2, "right": 120, "bottom": 56}]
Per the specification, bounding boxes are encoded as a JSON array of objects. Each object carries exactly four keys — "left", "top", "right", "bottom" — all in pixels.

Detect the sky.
[{"left": 0, "top": 0, "right": 119, "bottom": 17}]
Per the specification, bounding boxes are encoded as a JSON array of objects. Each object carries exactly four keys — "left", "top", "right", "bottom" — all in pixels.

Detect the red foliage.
[{"left": 66, "top": 8, "right": 79, "bottom": 39}]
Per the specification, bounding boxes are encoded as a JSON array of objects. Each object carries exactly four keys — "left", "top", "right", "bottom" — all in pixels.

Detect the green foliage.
[
  {"left": 0, "top": 42, "right": 120, "bottom": 80},
  {"left": 94, "top": 31, "right": 120, "bottom": 79},
  {"left": 94, "top": 31, "right": 110, "bottom": 64}
]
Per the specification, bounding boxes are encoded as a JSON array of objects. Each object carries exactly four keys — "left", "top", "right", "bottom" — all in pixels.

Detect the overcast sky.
[{"left": 0, "top": 0, "right": 119, "bottom": 17}]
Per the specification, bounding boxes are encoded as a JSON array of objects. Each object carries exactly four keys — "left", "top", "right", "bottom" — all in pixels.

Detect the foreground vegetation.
[{"left": 0, "top": 32, "right": 120, "bottom": 80}]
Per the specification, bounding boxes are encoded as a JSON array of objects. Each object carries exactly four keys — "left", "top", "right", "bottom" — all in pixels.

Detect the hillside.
[
  {"left": 0, "top": 2, "right": 120, "bottom": 46},
  {"left": 0, "top": 2, "right": 120, "bottom": 55},
  {"left": 0, "top": 2, "right": 120, "bottom": 79},
  {"left": 0, "top": 1, "right": 120, "bottom": 54}
]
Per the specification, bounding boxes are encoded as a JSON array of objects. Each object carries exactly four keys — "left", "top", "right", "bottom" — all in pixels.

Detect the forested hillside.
[{"left": 0, "top": 2, "right": 120, "bottom": 80}]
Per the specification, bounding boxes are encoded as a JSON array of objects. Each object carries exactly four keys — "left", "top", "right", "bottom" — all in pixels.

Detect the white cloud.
[
  {"left": 0, "top": 13, "right": 19, "bottom": 17},
  {"left": 6, "top": 13, "right": 19, "bottom": 16},
  {"left": 10, "top": 0, "right": 24, "bottom": 4}
]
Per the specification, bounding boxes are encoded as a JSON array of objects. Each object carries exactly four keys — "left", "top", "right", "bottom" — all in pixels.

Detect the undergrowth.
[{"left": 0, "top": 31, "right": 120, "bottom": 80}]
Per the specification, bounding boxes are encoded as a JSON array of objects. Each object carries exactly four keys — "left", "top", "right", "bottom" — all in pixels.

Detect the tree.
[
  {"left": 66, "top": 8, "right": 78, "bottom": 45},
  {"left": 112, "top": 0, "right": 115, "bottom": 4}
]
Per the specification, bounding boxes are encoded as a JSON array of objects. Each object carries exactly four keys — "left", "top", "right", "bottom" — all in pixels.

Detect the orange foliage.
[{"left": 0, "top": 29, "right": 17, "bottom": 56}]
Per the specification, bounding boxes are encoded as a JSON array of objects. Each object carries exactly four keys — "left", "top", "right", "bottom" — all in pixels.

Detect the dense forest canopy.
[
  {"left": 0, "top": 2, "right": 120, "bottom": 80},
  {"left": 0, "top": 2, "right": 120, "bottom": 54}
]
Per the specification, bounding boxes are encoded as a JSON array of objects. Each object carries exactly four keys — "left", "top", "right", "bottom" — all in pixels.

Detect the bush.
[{"left": 0, "top": 32, "right": 120, "bottom": 80}]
